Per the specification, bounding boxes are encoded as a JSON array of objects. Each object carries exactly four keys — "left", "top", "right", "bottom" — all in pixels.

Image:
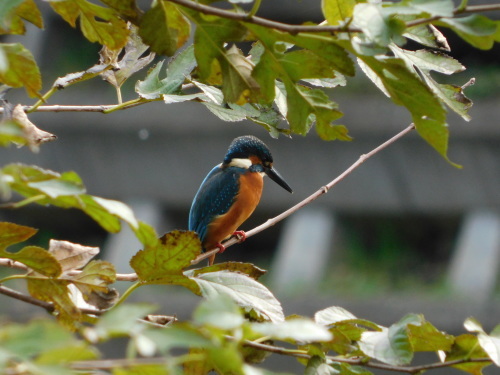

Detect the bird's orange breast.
[{"left": 203, "top": 171, "right": 263, "bottom": 249}]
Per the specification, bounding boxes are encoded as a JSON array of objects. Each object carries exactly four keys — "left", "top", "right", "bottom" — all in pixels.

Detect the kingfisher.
[{"left": 189, "top": 135, "right": 293, "bottom": 265}]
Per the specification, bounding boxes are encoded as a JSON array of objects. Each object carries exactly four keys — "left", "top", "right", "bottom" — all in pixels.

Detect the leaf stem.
[
  {"left": 27, "top": 87, "right": 58, "bottom": 113},
  {"left": 247, "top": 0, "right": 262, "bottom": 17},
  {"left": 114, "top": 281, "right": 142, "bottom": 307},
  {"left": 0, "top": 195, "right": 47, "bottom": 209},
  {"left": 0, "top": 274, "right": 27, "bottom": 284}
]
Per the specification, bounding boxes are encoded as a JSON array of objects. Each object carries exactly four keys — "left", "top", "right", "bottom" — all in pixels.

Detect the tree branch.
[
  {"left": 166, "top": 0, "right": 500, "bottom": 35},
  {"left": 67, "top": 338, "right": 492, "bottom": 373},
  {"left": 192, "top": 123, "right": 416, "bottom": 264}
]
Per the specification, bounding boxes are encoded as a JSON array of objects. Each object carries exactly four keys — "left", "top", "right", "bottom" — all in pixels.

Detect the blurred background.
[{"left": 1, "top": 0, "right": 500, "bottom": 373}]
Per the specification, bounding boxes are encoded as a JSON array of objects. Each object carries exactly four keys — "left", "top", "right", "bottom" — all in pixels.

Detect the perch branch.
[{"left": 192, "top": 123, "right": 416, "bottom": 264}]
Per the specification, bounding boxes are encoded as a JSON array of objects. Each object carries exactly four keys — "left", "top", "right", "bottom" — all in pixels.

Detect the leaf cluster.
[{"left": 0, "top": 0, "right": 499, "bottom": 161}]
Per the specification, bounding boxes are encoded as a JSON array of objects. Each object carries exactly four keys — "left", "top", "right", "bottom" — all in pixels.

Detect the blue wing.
[{"left": 189, "top": 164, "right": 242, "bottom": 244}]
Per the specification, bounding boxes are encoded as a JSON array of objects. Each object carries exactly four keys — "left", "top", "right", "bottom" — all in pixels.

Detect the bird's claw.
[
  {"left": 232, "top": 230, "right": 247, "bottom": 243},
  {"left": 215, "top": 243, "right": 226, "bottom": 254}
]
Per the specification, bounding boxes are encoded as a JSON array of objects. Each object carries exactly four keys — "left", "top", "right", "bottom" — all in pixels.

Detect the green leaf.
[
  {"left": 193, "top": 294, "right": 245, "bottom": 330},
  {"left": 357, "top": 56, "right": 455, "bottom": 165},
  {"left": 390, "top": 45, "right": 472, "bottom": 121},
  {"left": 185, "top": 10, "right": 247, "bottom": 84},
  {"left": 4, "top": 245, "right": 62, "bottom": 277},
  {"left": 407, "top": 321, "right": 454, "bottom": 352},
  {"left": 0, "top": 319, "right": 81, "bottom": 360},
  {"left": 314, "top": 306, "right": 357, "bottom": 325},
  {"left": 35, "top": 343, "right": 98, "bottom": 365},
  {"left": 404, "top": 24, "right": 450, "bottom": 50},
  {"left": 396, "top": 0, "right": 454, "bottom": 17},
  {"left": 0, "top": 0, "right": 43, "bottom": 34},
  {"left": 442, "top": 334, "right": 490, "bottom": 374},
  {"left": 465, "top": 317, "right": 500, "bottom": 366},
  {"left": 144, "top": 323, "right": 214, "bottom": 353},
  {"left": 438, "top": 15, "right": 498, "bottom": 50},
  {"left": 0, "top": 43, "right": 41, "bottom": 97},
  {"left": 49, "top": 0, "right": 129, "bottom": 50},
  {"left": 0, "top": 119, "right": 26, "bottom": 147},
  {"left": 136, "top": 46, "right": 196, "bottom": 100},
  {"left": 130, "top": 230, "right": 201, "bottom": 281},
  {"left": 0, "top": 0, "right": 24, "bottom": 31},
  {"left": 99, "top": 0, "right": 139, "bottom": 20},
  {"left": 252, "top": 319, "right": 332, "bottom": 343},
  {"left": 352, "top": 3, "right": 405, "bottom": 47},
  {"left": 191, "top": 262, "right": 266, "bottom": 280},
  {"left": 0, "top": 221, "right": 37, "bottom": 250},
  {"left": 93, "top": 303, "right": 157, "bottom": 339},
  {"left": 192, "top": 270, "right": 284, "bottom": 323},
  {"left": 27, "top": 278, "right": 80, "bottom": 327},
  {"left": 139, "top": 0, "right": 190, "bottom": 56},
  {"left": 2, "top": 164, "right": 143, "bottom": 234},
  {"left": 322, "top": 0, "right": 356, "bottom": 25},
  {"left": 305, "top": 356, "right": 332, "bottom": 375},
  {"left": 359, "top": 314, "right": 420, "bottom": 366},
  {"left": 391, "top": 48, "right": 464, "bottom": 75}
]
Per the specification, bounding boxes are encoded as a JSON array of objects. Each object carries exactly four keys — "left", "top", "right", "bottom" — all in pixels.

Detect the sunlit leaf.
[
  {"left": 322, "top": 0, "right": 356, "bottom": 25},
  {"left": 130, "top": 230, "right": 201, "bottom": 281},
  {"left": 0, "top": 221, "right": 37, "bottom": 250},
  {"left": 191, "top": 262, "right": 266, "bottom": 280},
  {"left": 438, "top": 15, "right": 498, "bottom": 50},
  {"left": 136, "top": 46, "right": 196, "bottom": 100},
  {"left": 49, "top": 0, "right": 129, "bottom": 50},
  {"left": 0, "top": 43, "right": 41, "bottom": 97},
  {"left": 193, "top": 294, "right": 244, "bottom": 330},
  {"left": 442, "top": 334, "right": 490, "bottom": 374},
  {"left": 192, "top": 270, "right": 284, "bottom": 323},
  {"left": 253, "top": 319, "right": 332, "bottom": 343},
  {"left": 6, "top": 245, "right": 61, "bottom": 277}
]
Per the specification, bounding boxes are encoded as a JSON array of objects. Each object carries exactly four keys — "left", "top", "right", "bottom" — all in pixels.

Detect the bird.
[{"left": 189, "top": 135, "right": 293, "bottom": 265}]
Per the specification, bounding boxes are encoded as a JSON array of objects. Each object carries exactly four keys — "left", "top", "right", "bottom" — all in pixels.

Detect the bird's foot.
[
  {"left": 232, "top": 230, "right": 247, "bottom": 243},
  {"left": 215, "top": 243, "right": 226, "bottom": 254}
]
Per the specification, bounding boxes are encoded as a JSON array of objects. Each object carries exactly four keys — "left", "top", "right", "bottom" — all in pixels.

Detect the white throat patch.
[{"left": 228, "top": 158, "right": 252, "bottom": 169}]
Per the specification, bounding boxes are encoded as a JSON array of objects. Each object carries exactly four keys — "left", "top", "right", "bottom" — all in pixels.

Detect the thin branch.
[
  {"left": 192, "top": 123, "right": 416, "bottom": 264},
  {"left": 166, "top": 0, "right": 500, "bottom": 35},
  {"left": 67, "top": 339, "right": 492, "bottom": 373},
  {"left": 0, "top": 284, "right": 102, "bottom": 315}
]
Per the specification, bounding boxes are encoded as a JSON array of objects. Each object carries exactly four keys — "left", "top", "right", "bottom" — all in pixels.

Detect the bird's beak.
[{"left": 265, "top": 167, "right": 293, "bottom": 193}]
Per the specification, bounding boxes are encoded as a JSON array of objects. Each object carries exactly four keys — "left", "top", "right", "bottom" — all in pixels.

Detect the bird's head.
[{"left": 223, "top": 135, "right": 293, "bottom": 193}]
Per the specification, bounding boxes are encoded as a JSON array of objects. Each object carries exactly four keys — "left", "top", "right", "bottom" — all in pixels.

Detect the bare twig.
[{"left": 192, "top": 123, "right": 416, "bottom": 264}]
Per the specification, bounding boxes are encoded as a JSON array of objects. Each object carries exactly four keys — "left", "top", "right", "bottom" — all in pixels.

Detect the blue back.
[{"left": 188, "top": 164, "right": 244, "bottom": 245}]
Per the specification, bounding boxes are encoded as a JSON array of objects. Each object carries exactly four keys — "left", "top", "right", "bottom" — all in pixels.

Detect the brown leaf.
[
  {"left": 11, "top": 105, "right": 56, "bottom": 152},
  {"left": 49, "top": 239, "right": 99, "bottom": 272}
]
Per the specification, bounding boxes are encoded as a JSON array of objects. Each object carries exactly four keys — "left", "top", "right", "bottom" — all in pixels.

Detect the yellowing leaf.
[
  {"left": 49, "top": 0, "right": 129, "bottom": 50},
  {"left": 322, "top": 0, "right": 356, "bottom": 25},
  {"left": 0, "top": 43, "right": 41, "bottom": 97},
  {"left": 130, "top": 230, "right": 201, "bottom": 281},
  {"left": 27, "top": 278, "right": 81, "bottom": 327},
  {"left": 0, "top": 221, "right": 37, "bottom": 250}
]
